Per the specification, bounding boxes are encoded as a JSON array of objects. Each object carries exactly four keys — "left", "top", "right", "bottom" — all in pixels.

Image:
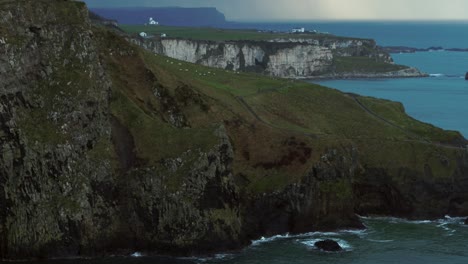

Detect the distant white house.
[
  {"left": 139, "top": 32, "right": 148, "bottom": 38},
  {"left": 292, "top": 27, "right": 305, "bottom": 33},
  {"left": 149, "top": 17, "right": 159, "bottom": 25},
  {"left": 161, "top": 33, "right": 167, "bottom": 38}
]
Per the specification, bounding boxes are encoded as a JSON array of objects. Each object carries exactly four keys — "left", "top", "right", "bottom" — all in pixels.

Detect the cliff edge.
[
  {"left": 127, "top": 32, "right": 426, "bottom": 79},
  {"left": 0, "top": 0, "right": 466, "bottom": 260}
]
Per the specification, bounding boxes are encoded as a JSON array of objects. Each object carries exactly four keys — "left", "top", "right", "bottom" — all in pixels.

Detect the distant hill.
[{"left": 90, "top": 7, "right": 227, "bottom": 27}]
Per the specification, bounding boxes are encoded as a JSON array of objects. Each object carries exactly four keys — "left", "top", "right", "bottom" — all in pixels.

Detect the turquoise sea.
[
  {"left": 313, "top": 51, "right": 468, "bottom": 137},
  {"left": 227, "top": 21, "right": 468, "bottom": 48}
]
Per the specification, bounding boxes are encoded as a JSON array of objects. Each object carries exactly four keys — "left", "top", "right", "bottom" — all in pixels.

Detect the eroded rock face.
[
  {"left": 241, "top": 147, "right": 365, "bottom": 242},
  {"left": 130, "top": 38, "right": 334, "bottom": 77},
  {"left": 0, "top": 0, "right": 114, "bottom": 258},
  {"left": 129, "top": 37, "right": 400, "bottom": 78},
  {"left": 0, "top": 0, "right": 243, "bottom": 259},
  {"left": 120, "top": 126, "right": 243, "bottom": 256}
]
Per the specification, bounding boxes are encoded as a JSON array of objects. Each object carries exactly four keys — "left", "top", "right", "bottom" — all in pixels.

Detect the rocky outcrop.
[
  {"left": 129, "top": 37, "right": 422, "bottom": 79},
  {"left": 314, "top": 240, "right": 343, "bottom": 252},
  {"left": 311, "top": 67, "right": 428, "bottom": 80},
  {"left": 382, "top": 46, "right": 468, "bottom": 54},
  {"left": 242, "top": 148, "right": 364, "bottom": 240},
  {"left": 465, "top": 72, "right": 468, "bottom": 80}
]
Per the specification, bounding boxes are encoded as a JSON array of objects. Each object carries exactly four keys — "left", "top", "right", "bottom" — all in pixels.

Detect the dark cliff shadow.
[{"left": 111, "top": 115, "right": 136, "bottom": 172}]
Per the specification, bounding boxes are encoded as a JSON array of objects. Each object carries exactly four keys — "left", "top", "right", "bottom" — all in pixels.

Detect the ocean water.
[
  {"left": 312, "top": 51, "right": 468, "bottom": 137},
  {"left": 226, "top": 21, "right": 468, "bottom": 48},
  {"left": 32, "top": 217, "right": 468, "bottom": 264}
]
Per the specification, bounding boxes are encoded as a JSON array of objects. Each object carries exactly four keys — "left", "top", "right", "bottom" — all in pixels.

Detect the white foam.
[
  {"left": 360, "top": 216, "right": 438, "bottom": 225},
  {"left": 437, "top": 215, "right": 466, "bottom": 225},
  {"left": 429, "top": 73, "right": 445, "bottom": 77},
  {"left": 361, "top": 215, "right": 467, "bottom": 234},
  {"left": 192, "top": 253, "right": 236, "bottom": 263},
  {"left": 130, "top": 252, "right": 143, "bottom": 257},
  {"left": 250, "top": 228, "right": 367, "bottom": 247},
  {"left": 367, "top": 239, "right": 394, "bottom": 243},
  {"left": 251, "top": 233, "right": 291, "bottom": 246},
  {"left": 341, "top": 229, "right": 368, "bottom": 236}
]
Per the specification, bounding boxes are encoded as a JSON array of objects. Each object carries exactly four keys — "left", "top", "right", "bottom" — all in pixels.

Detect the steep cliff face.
[
  {"left": 0, "top": 0, "right": 242, "bottom": 259},
  {"left": 0, "top": 0, "right": 115, "bottom": 257},
  {"left": 130, "top": 37, "right": 420, "bottom": 78},
  {"left": 1, "top": 0, "right": 467, "bottom": 261},
  {"left": 130, "top": 38, "right": 332, "bottom": 77}
]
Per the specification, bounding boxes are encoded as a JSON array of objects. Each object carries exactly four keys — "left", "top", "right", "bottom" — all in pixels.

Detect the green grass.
[
  {"left": 121, "top": 25, "right": 366, "bottom": 42},
  {"left": 110, "top": 77, "right": 219, "bottom": 165},
  {"left": 95, "top": 28, "right": 466, "bottom": 194},
  {"left": 333, "top": 56, "right": 408, "bottom": 73},
  {"left": 358, "top": 96, "right": 463, "bottom": 143}
]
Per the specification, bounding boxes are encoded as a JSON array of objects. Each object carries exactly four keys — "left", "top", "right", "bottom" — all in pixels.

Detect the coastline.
[
  {"left": 3, "top": 215, "right": 466, "bottom": 262},
  {"left": 302, "top": 67, "right": 428, "bottom": 80},
  {"left": 382, "top": 46, "right": 468, "bottom": 54}
]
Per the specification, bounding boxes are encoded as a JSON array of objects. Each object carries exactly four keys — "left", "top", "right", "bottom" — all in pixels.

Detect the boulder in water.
[
  {"left": 465, "top": 72, "right": 468, "bottom": 80},
  {"left": 464, "top": 218, "right": 468, "bottom": 225},
  {"left": 314, "top": 239, "right": 343, "bottom": 252}
]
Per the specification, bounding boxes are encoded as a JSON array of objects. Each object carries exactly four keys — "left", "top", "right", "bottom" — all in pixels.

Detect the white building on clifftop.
[
  {"left": 292, "top": 27, "right": 305, "bottom": 33},
  {"left": 149, "top": 17, "right": 159, "bottom": 25}
]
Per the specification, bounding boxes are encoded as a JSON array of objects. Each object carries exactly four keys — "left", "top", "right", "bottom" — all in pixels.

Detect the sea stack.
[{"left": 314, "top": 240, "right": 343, "bottom": 252}]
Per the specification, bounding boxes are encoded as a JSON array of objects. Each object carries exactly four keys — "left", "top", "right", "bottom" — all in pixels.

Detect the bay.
[{"left": 312, "top": 51, "right": 468, "bottom": 137}]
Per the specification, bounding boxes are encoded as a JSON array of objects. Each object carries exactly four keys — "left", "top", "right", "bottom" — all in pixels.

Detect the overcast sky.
[{"left": 83, "top": 0, "right": 468, "bottom": 21}]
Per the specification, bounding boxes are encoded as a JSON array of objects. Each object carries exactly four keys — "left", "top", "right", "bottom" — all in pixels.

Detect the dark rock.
[
  {"left": 464, "top": 218, "right": 468, "bottom": 225},
  {"left": 314, "top": 239, "right": 343, "bottom": 252},
  {"left": 465, "top": 72, "right": 468, "bottom": 80}
]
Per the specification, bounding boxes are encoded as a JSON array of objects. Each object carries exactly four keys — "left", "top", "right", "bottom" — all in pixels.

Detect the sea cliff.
[
  {"left": 129, "top": 37, "right": 426, "bottom": 79},
  {"left": 0, "top": 0, "right": 466, "bottom": 260}
]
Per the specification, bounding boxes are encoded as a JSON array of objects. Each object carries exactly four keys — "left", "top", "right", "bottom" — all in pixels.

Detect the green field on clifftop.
[{"left": 120, "top": 24, "right": 365, "bottom": 42}]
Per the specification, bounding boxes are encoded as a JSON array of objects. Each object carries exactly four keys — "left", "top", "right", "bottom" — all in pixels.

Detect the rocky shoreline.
[
  {"left": 304, "top": 67, "right": 428, "bottom": 80},
  {"left": 382, "top": 46, "right": 468, "bottom": 54}
]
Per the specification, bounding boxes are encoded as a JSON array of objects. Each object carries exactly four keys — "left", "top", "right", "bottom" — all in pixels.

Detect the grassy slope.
[
  {"left": 121, "top": 25, "right": 365, "bottom": 42},
  {"left": 96, "top": 28, "right": 465, "bottom": 194},
  {"left": 333, "top": 56, "right": 407, "bottom": 73}
]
